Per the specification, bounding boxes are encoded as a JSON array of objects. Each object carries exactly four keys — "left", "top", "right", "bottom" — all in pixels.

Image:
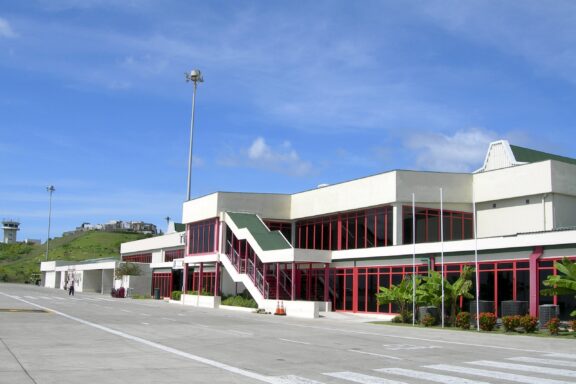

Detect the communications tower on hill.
[{"left": 2, "top": 219, "right": 20, "bottom": 244}]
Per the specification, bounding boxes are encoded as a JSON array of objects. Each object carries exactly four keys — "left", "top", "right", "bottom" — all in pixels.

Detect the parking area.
[{"left": 1, "top": 283, "right": 575, "bottom": 384}]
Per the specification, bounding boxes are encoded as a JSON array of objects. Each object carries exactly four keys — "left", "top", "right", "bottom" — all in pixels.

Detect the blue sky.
[{"left": 2, "top": 0, "right": 576, "bottom": 242}]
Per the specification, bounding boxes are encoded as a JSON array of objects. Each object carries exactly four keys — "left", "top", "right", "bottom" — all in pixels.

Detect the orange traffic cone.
[
  {"left": 279, "top": 300, "right": 286, "bottom": 316},
  {"left": 274, "top": 300, "right": 282, "bottom": 315}
]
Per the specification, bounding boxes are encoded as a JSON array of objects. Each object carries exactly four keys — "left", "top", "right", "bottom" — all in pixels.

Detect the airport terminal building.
[{"left": 88, "top": 140, "right": 576, "bottom": 318}]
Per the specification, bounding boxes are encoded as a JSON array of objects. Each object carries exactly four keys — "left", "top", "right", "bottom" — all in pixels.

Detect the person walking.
[{"left": 68, "top": 278, "right": 75, "bottom": 296}]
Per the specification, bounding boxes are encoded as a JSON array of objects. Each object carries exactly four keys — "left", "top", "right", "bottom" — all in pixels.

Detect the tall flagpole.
[
  {"left": 440, "top": 187, "right": 445, "bottom": 328},
  {"left": 473, "top": 183, "right": 480, "bottom": 331},
  {"left": 412, "top": 193, "right": 416, "bottom": 326}
]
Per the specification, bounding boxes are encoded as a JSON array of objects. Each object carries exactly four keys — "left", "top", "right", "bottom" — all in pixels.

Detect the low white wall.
[
  {"left": 102, "top": 269, "right": 114, "bottom": 295},
  {"left": 182, "top": 294, "right": 221, "bottom": 308},
  {"left": 118, "top": 274, "right": 152, "bottom": 297},
  {"left": 221, "top": 268, "right": 246, "bottom": 296},
  {"left": 263, "top": 299, "right": 321, "bottom": 319},
  {"left": 82, "top": 270, "right": 102, "bottom": 293},
  {"left": 43, "top": 271, "right": 57, "bottom": 288}
]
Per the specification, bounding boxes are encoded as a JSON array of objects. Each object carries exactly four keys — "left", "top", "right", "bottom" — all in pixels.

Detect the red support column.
[
  {"left": 263, "top": 263, "right": 267, "bottom": 299},
  {"left": 291, "top": 262, "right": 296, "bottom": 300},
  {"left": 352, "top": 267, "right": 358, "bottom": 313},
  {"left": 214, "top": 262, "right": 220, "bottom": 296},
  {"left": 253, "top": 250, "right": 257, "bottom": 283},
  {"left": 182, "top": 263, "right": 188, "bottom": 294},
  {"left": 215, "top": 218, "right": 220, "bottom": 253},
  {"left": 529, "top": 246, "right": 544, "bottom": 317},
  {"left": 198, "top": 262, "right": 204, "bottom": 296},
  {"left": 276, "top": 263, "right": 280, "bottom": 301},
  {"left": 324, "top": 263, "right": 329, "bottom": 302},
  {"left": 307, "top": 263, "right": 312, "bottom": 300},
  {"left": 337, "top": 214, "right": 342, "bottom": 250}
]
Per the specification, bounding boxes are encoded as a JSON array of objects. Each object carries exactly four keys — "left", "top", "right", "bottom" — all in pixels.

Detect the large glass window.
[
  {"left": 403, "top": 206, "right": 473, "bottom": 244},
  {"left": 187, "top": 218, "right": 218, "bottom": 255},
  {"left": 296, "top": 207, "right": 392, "bottom": 251},
  {"left": 263, "top": 221, "right": 292, "bottom": 243},
  {"left": 122, "top": 253, "right": 152, "bottom": 263},
  {"left": 165, "top": 249, "right": 184, "bottom": 262}
]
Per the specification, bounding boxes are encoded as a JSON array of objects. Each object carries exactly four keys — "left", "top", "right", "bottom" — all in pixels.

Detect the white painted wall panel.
[
  {"left": 121, "top": 232, "right": 184, "bottom": 254},
  {"left": 551, "top": 161, "right": 576, "bottom": 196},
  {"left": 396, "top": 171, "right": 471, "bottom": 204},
  {"left": 553, "top": 194, "right": 576, "bottom": 228},
  {"left": 181, "top": 193, "right": 219, "bottom": 223},
  {"left": 218, "top": 192, "right": 291, "bottom": 220},
  {"left": 474, "top": 162, "right": 552, "bottom": 202},
  {"left": 476, "top": 195, "right": 548, "bottom": 238},
  {"left": 291, "top": 171, "right": 397, "bottom": 219}
]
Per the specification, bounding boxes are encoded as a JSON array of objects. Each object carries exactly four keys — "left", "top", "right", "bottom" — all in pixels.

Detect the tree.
[
  {"left": 541, "top": 257, "right": 576, "bottom": 317},
  {"left": 114, "top": 262, "right": 141, "bottom": 280},
  {"left": 376, "top": 275, "right": 420, "bottom": 323},
  {"left": 417, "top": 266, "right": 475, "bottom": 325}
]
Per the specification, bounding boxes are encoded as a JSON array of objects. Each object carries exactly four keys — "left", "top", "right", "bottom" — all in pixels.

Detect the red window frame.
[
  {"left": 165, "top": 249, "right": 184, "bottom": 262},
  {"left": 187, "top": 218, "right": 219, "bottom": 256},
  {"left": 152, "top": 272, "right": 172, "bottom": 298},
  {"left": 295, "top": 206, "right": 392, "bottom": 251},
  {"left": 122, "top": 253, "right": 152, "bottom": 263}
]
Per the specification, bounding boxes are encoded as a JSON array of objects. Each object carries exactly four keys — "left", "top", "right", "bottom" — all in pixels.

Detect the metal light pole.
[
  {"left": 45, "top": 185, "right": 55, "bottom": 261},
  {"left": 185, "top": 69, "right": 204, "bottom": 201}
]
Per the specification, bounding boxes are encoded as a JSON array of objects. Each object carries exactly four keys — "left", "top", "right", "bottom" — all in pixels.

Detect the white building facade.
[{"left": 119, "top": 140, "right": 575, "bottom": 319}]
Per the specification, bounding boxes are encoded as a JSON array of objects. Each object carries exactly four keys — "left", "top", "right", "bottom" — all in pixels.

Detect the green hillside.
[{"left": 0, "top": 231, "right": 150, "bottom": 283}]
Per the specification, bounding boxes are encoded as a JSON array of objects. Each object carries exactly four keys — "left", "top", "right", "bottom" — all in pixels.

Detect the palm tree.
[
  {"left": 376, "top": 275, "right": 420, "bottom": 323},
  {"left": 541, "top": 257, "right": 576, "bottom": 317},
  {"left": 417, "top": 266, "right": 475, "bottom": 325}
]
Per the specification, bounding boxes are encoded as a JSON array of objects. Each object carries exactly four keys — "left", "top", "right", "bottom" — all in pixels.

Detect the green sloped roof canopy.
[
  {"left": 227, "top": 212, "right": 292, "bottom": 251},
  {"left": 174, "top": 223, "right": 186, "bottom": 232},
  {"left": 510, "top": 145, "right": 576, "bottom": 166}
]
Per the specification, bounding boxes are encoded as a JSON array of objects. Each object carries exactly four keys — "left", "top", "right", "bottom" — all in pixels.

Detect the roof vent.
[{"left": 317, "top": 183, "right": 330, "bottom": 188}]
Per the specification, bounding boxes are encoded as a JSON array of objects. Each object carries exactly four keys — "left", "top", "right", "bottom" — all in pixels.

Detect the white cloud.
[
  {"left": 405, "top": 128, "right": 497, "bottom": 172},
  {"left": 223, "top": 137, "right": 312, "bottom": 177},
  {"left": 0, "top": 17, "right": 16, "bottom": 38}
]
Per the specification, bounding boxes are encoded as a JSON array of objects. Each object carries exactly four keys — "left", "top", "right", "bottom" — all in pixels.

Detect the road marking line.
[
  {"left": 427, "top": 364, "right": 573, "bottom": 384},
  {"left": 121, "top": 309, "right": 132, "bottom": 313},
  {"left": 0, "top": 293, "right": 281, "bottom": 384},
  {"left": 382, "top": 344, "right": 441, "bottom": 351},
  {"left": 40, "top": 296, "right": 53, "bottom": 300},
  {"left": 375, "top": 368, "right": 490, "bottom": 384},
  {"left": 260, "top": 321, "right": 547, "bottom": 354},
  {"left": 279, "top": 338, "right": 311, "bottom": 345},
  {"left": 545, "top": 353, "right": 576, "bottom": 360},
  {"left": 347, "top": 349, "right": 401, "bottom": 360},
  {"left": 227, "top": 330, "right": 253, "bottom": 337},
  {"left": 140, "top": 313, "right": 150, "bottom": 316},
  {"left": 323, "top": 371, "right": 407, "bottom": 383},
  {"left": 274, "top": 375, "right": 325, "bottom": 383},
  {"left": 468, "top": 360, "right": 576, "bottom": 378},
  {"left": 53, "top": 297, "right": 66, "bottom": 300},
  {"left": 23, "top": 296, "right": 36, "bottom": 299},
  {"left": 162, "top": 317, "right": 177, "bottom": 322},
  {"left": 510, "top": 357, "right": 576, "bottom": 367},
  {"left": 142, "top": 322, "right": 150, "bottom": 325}
]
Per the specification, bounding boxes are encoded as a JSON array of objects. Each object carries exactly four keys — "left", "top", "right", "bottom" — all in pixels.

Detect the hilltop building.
[
  {"left": 2, "top": 219, "right": 20, "bottom": 244},
  {"left": 43, "top": 140, "right": 576, "bottom": 320},
  {"left": 63, "top": 220, "right": 158, "bottom": 236}
]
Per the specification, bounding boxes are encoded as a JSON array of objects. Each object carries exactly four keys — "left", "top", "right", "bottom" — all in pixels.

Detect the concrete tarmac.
[{"left": 1, "top": 283, "right": 574, "bottom": 384}]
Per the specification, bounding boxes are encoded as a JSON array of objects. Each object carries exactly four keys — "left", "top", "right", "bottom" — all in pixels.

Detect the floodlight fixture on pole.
[
  {"left": 185, "top": 69, "right": 204, "bottom": 201},
  {"left": 45, "top": 185, "right": 55, "bottom": 261}
]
